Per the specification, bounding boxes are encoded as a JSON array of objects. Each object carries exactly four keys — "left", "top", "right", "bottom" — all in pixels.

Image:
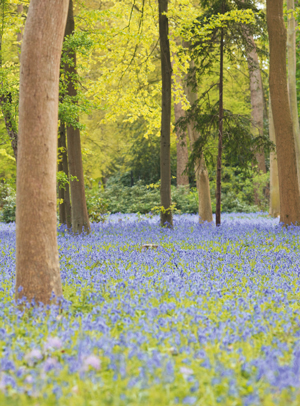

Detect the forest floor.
[{"left": 1, "top": 213, "right": 300, "bottom": 405}]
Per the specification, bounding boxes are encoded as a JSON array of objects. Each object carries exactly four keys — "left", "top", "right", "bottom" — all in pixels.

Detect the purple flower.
[
  {"left": 24, "top": 349, "right": 42, "bottom": 366},
  {"left": 44, "top": 337, "right": 63, "bottom": 350},
  {"left": 83, "top": 355, "right": 101, "bottom": 371}
]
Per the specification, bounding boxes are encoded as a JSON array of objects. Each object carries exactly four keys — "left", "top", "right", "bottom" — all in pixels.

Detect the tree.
[
  {"left": 267, "top": 0, "right": 300, "bottom": 225},
  {"left": 159, "top": 0, "right": 173, "bottom": 227},
  {"left": 15, "top": 0, "right": 68, "bottom": 305},
  {"left": 269, "top": 94, "right": 280, "bottom": 217},
  {"left": 58, "top": 121, "right": 71, "bottom": 228},
  {"left": 184, "top": 59, "right": 213, "bottom": 223},
  {"left": 180, "top": 0, "right": 265, "bottom": 225},
  {"left": 64, "top": 0, "right": 91, "bottom": 234},
  {"left": 246, "top": 36, "right": 266, "bottom": 174},
  {"left": 287, "top": 0, "right": 300, "bottom": 188},
  {"left": 172, "top": 68, "right": 189, "bottom": 188}
]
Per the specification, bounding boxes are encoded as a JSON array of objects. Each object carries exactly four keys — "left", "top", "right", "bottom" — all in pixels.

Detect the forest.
[{"left": 1, "top": 0, "right": 300, "bottom": 405}]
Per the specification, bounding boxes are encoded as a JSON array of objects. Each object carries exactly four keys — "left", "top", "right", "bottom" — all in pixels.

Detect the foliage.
[
  {"left": 2, "top": 214, "right": 300, "bottom": 404},
  {"left": 0, "top": 193, "right": 15, "bottom": 223},
  {"left": 84, "top": 170, "right": 267, "bottom": 218}
]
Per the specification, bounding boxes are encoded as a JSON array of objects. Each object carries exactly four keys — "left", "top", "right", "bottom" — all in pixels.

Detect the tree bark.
[
  {"left": 58, "top": 121, "right": 72, "bottom": 228},
  {"left": 16, "top": 0, "right": 68, "bottom": 305},
  {"left": 216, "top": 25, "right": 224, "bottom": 226},
  {"left": 269, "top": 94, "right": 280, "bottom": 217},
  {"left": 246, "top": 37, "right": 266, "bottom": 173},
  {"left": 267, "top": 0, "right": 300, "bottom": 225},
  {"left": 65, "top": 0, "right": 91, "bottom": 234},
  {"left": 287, "top": 0, "right": 300, "bottom": 189},
  {"left": 159, "top": 0, "right": 173, "bottom": 227},
  {"left": 171, "top": 58, "right": 189, "bottom": 187}
]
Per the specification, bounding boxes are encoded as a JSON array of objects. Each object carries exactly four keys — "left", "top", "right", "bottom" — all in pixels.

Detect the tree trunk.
[
  {"left": 17, "top": 4, "right": 24, "bottom": 59},
  {"left": 246, "top": 37, "right": 266, "bottom": 173},
  {"left": 267, "top": 0, "right": 300, "bottom": 225},
  {"left": 174, "top": 99, "right": 189, "bottom": 187},
  {"left": 65, "top": 0, "right": 91, "bottom": 234},
  {"left": 58, "top": 121, "right": 72, "bottom": 228},
  {"left": 287, "top": 0, "right": 300, "bottom": 189},
  {"left": 171, "top": 58, "right": 189, "bottom": 188},
  {"left": 16, "top": 0, "right": 68, "bottom": 305},
  {"left": 241, "top": 0, "right": 266, "bottom": 175},
  {"left": 159, "top": 0, "right": 173, "bottom": 227},
  {"left": 269, "top": 94, "right": 280, "bottom": 217},
  {"left": 185, "top": 78, "right": 213, "bottom": 223},
  {"left": 216, "top": 25, "right": 224, "bottom": 226},
  {"left": 187, "top": 125, "right": 213, "bottom": 224}
]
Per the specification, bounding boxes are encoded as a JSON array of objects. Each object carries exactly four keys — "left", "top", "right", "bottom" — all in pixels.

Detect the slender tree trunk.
[
  {"left": 17, "top": 4, "right": 24, "bottom": 59},
  {"left": 16, "top": 0, "right": 68, "bottom": 305},
  {"left": 187, "top": 125, "right": 213, "bottom": 224},
  {"left": 242, "top": 0, "right": 266, "bottom": 175},
  {"left": 174, "top": 99, "right": 189, "bottom": 187},
  {"left": 159, "top": 0, "right": 173, "bottom": 227},
  {"left": 171, "top": 56, "right": 189, "bottom": 187},
  {"left": 267, "top": 0, "right": 300, "bottom": 225},
  {"left": 269, "top": 94, "right": 280, "bottom": 217},
  {"left": 185, "top": 77, "right": 213, "bottom": 223},
  {"left": 216, "top": 25, "right": 224, "bottom": 226},
  {"left": 287, "top": 0, "right": 300, "bottom": 189},
  {"left": 58, "top": 121, "right": 71, "bottom": 228},
  {"left": 246, "top": 38, "right": 266, "bottom": 173},
  {"left": 65, "top": 0, "right": 91, "bottom": 234}
]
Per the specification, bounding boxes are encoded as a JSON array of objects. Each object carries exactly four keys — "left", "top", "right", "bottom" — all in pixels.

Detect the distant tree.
[
  {"left": 179, "top": 0, "right": 269, "bottom": 225},
  {"left": 184, "top": 57, "right": 213, "bottom": 223},
  {"left": 171, "top": 55, "right": 189, "bottom": 188},
  {"left": 64, "top": 0, "right": 91, "bottom": 234},
  {"left": 267, "top": 0, "right": 300, "bottom": 225},
  {"left": 58, "top": 121, "right": 71, "bottom": 228},
  {"left": 16, "top": 0, "right": 68, "bottom": 305},
  {"left": 287, "top": 0, "right": 300, "bottom": 189},
  {"left": 159, "top": 0, "right": 173, "bottom": 227},
  {"left": 268, "top": 94, "right": 280, "bottom": 217}
]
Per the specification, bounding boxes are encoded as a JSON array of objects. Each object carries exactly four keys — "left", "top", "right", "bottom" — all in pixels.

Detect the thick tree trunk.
[
  {"left": 269, "top": 95, "right": 280, "bottom": 217},
  {"left": 216, "top": 26, "right": 224, "bottom": 226},
  {"left": 267, "top": 0, "right": 300, "bottom": 225},
  {"left": 159, "top": 0, "right": 173, "bottom": 227},
  {"left": 16, "top": 0, "right": 68, "bottom": 305},
  {"left": 287, "top": 0, "right": 300, "bottom": 189},
  {"left": 58, "top": 121, "right": 71, "bottom": 228},
  {"left": 65, "top": 0, "right": 91, "bottom": 234}
]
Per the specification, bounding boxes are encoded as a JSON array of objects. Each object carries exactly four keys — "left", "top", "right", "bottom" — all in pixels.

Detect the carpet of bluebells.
[{"left": 1, "top": 213, "right": 300, "bottom": 405}]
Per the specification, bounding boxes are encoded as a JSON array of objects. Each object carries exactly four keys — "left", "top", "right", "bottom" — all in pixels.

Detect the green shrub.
[
  {"left": 1, "top": 194, "right": 16, "bottom": 223},
  {"left": 85, "top": 171, "right": 266, "bottom": 220}
]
